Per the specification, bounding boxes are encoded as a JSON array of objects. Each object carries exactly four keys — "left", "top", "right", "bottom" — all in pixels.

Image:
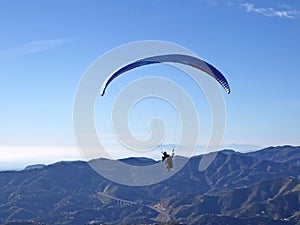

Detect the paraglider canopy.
[{"left": 100, "top": 54, "right": 230, "bottom": 96}]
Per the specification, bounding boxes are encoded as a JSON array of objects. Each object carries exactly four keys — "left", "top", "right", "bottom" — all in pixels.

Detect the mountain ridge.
[{"left": 0, "top": 145, "right": 299, "bottom": 224}]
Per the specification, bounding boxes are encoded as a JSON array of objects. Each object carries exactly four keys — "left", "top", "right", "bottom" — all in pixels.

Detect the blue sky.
[{"left": 1, "top": 0, "right": 300, "bottom": 169}]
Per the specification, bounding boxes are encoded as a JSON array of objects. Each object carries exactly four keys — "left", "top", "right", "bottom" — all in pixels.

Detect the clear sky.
[{"left": 1, "top": 0, "right": 300, "bottom": 169}]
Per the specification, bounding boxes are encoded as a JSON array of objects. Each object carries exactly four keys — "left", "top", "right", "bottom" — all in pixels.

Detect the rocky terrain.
[{"left": 0, "top": 145, "right": 299, "bottom": 225}]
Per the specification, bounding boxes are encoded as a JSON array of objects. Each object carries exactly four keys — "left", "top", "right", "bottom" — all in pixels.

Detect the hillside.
[{"left": 0, "top": 146, "right": 299, "bottom": 224}]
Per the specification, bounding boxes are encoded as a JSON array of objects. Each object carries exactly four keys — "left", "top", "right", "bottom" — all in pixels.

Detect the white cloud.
[
  {"left": 222, "top": 143, "right": 263, "bottom": 152},
  {"left": 0, "top": 145, "right": 82, "bottom": 170},
  {"left": 241, "top": 3, "right": 299, "bottom": 19},
  {"left": 0, "top": 39, "right": 70, "bottom": 61}
]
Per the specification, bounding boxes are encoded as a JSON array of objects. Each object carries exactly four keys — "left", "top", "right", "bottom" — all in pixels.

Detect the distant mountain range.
[{"left": 0, "top": 145, "right": 299, "bottom": 225}]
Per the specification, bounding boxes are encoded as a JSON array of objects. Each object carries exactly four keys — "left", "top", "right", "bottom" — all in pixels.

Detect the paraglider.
[
  {"left": 100, "top": 54, "right": 231, "bottom": 96},
  {"left": 162, "top": 149, "right": 175, "bottom": 172},
  {"left": 99, "top": 53, "right": 230, "bottom": 172}
]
